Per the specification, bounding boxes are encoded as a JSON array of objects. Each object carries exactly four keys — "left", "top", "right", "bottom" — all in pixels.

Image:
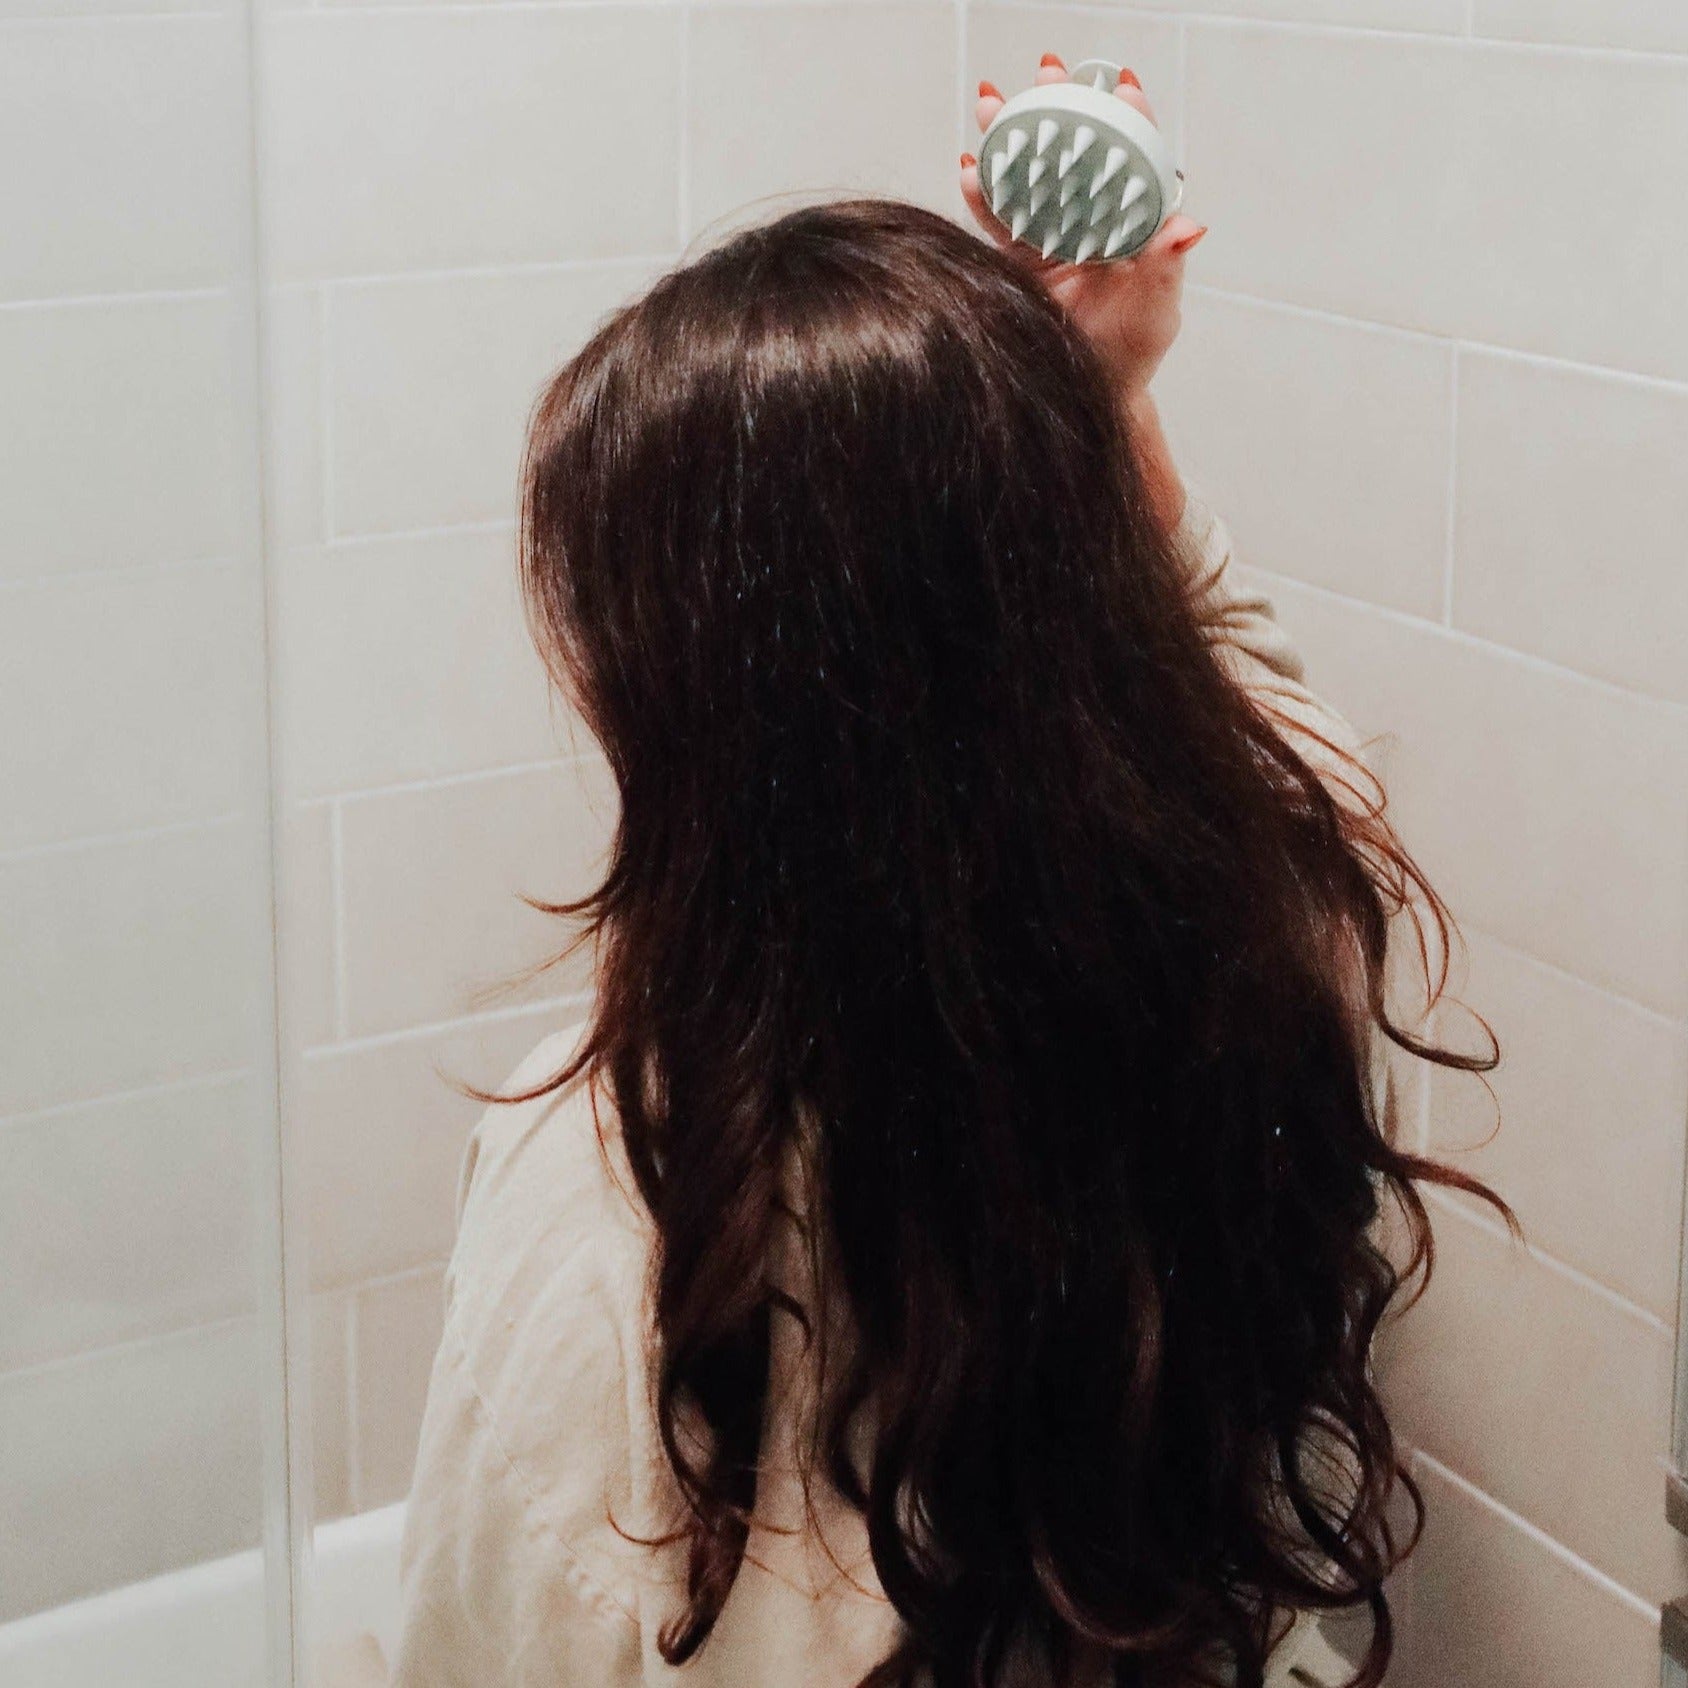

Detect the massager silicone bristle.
[{"left": 978, "top": 58, "right": 1183, "bottom": 264}]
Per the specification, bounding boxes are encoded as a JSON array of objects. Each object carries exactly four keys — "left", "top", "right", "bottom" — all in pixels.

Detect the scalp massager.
[{"left": 977, "top": 57, "right": 1184, "bottom": 265}]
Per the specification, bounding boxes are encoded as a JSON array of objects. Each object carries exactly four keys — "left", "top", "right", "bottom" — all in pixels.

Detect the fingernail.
[
  {"left": 1117, "top": 67, "right": 1143, "bottom": 90},
  {"left": 1171, "top": 224, "right": 1209, "bottom": 254},
  {"left": 1040, "top": 52, "right": 1065, "bottom": 69},
  {"left": 979, "top": 79, "right": 1003, "bottom": 100},
  {"left": 960, "top": 152, "right": 977, "bottom": 169}
]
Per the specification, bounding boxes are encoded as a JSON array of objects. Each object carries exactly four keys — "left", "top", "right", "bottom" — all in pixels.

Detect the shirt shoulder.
[{"left": 397, "top": 1021, "right": 676, "bottom": 1678}]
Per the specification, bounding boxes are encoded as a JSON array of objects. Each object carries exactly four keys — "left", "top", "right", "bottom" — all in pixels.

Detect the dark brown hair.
[{"left": 480, "top": 198, "right": 1510, "bottom": 1688}]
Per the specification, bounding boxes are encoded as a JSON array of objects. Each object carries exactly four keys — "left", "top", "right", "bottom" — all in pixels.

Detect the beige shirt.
[{"left": 390, "top": 488, "right": 1383, "bottom": 1688}]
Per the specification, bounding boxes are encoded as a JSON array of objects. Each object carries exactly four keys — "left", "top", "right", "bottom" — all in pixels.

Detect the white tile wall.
[
  {"left": 0, "top": 1076, "right": 259, "bottom": 1370},
  {"left": 1390, "top": 1456, "right": 1660, "bottom": 1688},
  {"left": 0, "top": 822, "right": 256, "bottom": 1115},
  {"left": 0, "top": 296, "right": 238, "bottom": 579},
  {"left": 274, "top": 528, "right": 568, "bottom": 799},
  {"left": 1157, "top": 291, "right": 1454, "bottom": 619},
  {"left": 1234, "top": 570, "right": 1688, "bottom": 1020},
  {"left": 0, "top": 561, "right": 249, "bottom": 852},
  {"left": 0, "top": 18, "right": 238, "bottom": 301},
  {"left": 1183, "top": 25, "right": 1688, "bottom": 383},
  {"left": 1429, "top": 929, "right": 1688, "bottom": 1320},
  {"left": 325, "top": 261, "right": 663, "bottom": 538},
  {"left": 259, "top": 8, "right": 682, "bottom": 282},
  {"left": 1380, "top": 1197, "right": 1687, "bottom": 1605},
  {"left": 0, "top": 1319, "right": 265, "bottom": 1621},
  {"left": 1451, "top": 350, "right": 1688, "bottom": 704},
  {"left": 687, "top": 4, "right": 959, "bottom": 242},
  {"left": 1473, "top": 0, "right": 1688, "bottom": 55},
  {"left": 337, "top": 757, "right": 614, "bottom": 1038}
]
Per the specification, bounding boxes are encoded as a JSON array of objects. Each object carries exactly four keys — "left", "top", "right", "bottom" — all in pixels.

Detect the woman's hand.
[{"left": 959, "top": 54, "right": 1206, "bottom": 402}]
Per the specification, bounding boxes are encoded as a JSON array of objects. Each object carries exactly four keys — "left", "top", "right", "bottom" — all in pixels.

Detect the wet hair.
[{"left": 479, "top": 197, "right": 1510, "bottom": 1687}]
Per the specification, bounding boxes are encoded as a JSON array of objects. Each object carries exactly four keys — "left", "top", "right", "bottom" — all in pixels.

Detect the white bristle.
[
  {"left": 1035, "top": 118, "right": 1058, "bottom": 157},
  {"left": 1103, "top": 219, "right": 1136, "bottom": 258},
  {"left": 1074, "top": 231, "right": 1101, "bottom": 263},
  {"left": 1041, "top": 226, "right": 1061, "bottom": 259},
  {"left": 1119, "top": 174, "right": 1148, "bottom": 213},
  {"left": 991, "top": 179, "right": 1011, "bottom": 215},
  {"left": 1058, "top": 172, "right": 1081, "bottom": 206},
  {"left": 1027, "top": 183, "right": 1050, "bottom": 217},
  {"left": 1004, "top": 126, "right": 1029, "bottom": 166},
  {"left": 1027, "top": 156, "right": 1047, "bottom": 186},
  {"left": 1087, "top": 194, "right": 1111, "bottom": 228},
  {"left": 1119, "top": 207, "right": 1149, "bottom": 241},
  {"left": 1069, "top": 124, "right": 1097, "bottom": 165},
  {"left": 1056, "top": 147, "right": 1073, "bottom": 178},
  {"left": 1010, "top": 205, "right": 1029, "bottom": 240},
  {"left": 1090, "top": 145, "right": 1127, "bottom": 199},
  {"left": 1087, "top": 65, "right": 1110, "bottom": 91},
  {"left": 990, "top": 150, "right": 1012, "bottom": 188},
  {"left": 1059, "top": 201, "right": 1083, "bottom": 235}
]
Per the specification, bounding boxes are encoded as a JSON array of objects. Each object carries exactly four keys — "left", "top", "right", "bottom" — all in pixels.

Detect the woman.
[{"left": 390, "top": 56, "right": 1506, "bottom": 1688}]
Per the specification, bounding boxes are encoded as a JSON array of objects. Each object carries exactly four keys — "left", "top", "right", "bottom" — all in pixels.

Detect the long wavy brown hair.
[{"left": 474, "top": 197, "right": 1511, "bottom": 1688}]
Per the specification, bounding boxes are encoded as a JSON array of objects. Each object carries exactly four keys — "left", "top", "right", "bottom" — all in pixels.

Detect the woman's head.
[{"left": 503, "top": 198, "right": 1505, "bottom": 1688}]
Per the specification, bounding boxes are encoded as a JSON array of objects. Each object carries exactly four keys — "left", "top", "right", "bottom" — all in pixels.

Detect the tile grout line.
[
  {"left": 0, "top": 809, "right": 242, "bottom": 867},
  {"left": 1441, "top": 340, "right": 1459, "bottom": 627},
  {"left": 0, "top": 1308, "right": 258, "bottom": 1386},
  {"left": 1422, "top": 1185, "right": 1673, "bottom": 1334},
  {"left": 301, "top": 988, "right": 592, "bottom": 1061},
  {"left": 1188, "top": 282, "right": 1688, "bottom": 396},
  {"left": 1412, "top": 1450, "right": 1660, "bottom": 1621},
  {"left": 330, "top": 798, "right": 350, "bottom": 1042},
  {"left": 1459, "top": 919, "right": 1688, "bottom": 1031},
  {"left": 0, "top": 283, "right": 227, "bottom": 314},
  {"left": 0, "top": 1067, "right": 250, "bottom": 1132},
  {"left": 314, "top": 750, "right": 589, "bottom": 807},
  {"left": 0, "top": 552, "right": 236, "bottom": 595},
  {"left": 318, "top": 285, "right": 335, "bottom": 545},
  {"left": 1245, "top": 559, "right": 1688, "bottom": 718}
]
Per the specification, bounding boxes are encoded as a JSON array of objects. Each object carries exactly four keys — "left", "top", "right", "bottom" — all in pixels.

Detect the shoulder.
[{"left": 406, "top": 1019, "right": 669, "bottom": 1638}]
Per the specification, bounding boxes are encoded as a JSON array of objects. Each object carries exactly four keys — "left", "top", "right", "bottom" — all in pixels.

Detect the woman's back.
[{"left": 391, "top": 488, "right": 1401, "bottom": 1687}]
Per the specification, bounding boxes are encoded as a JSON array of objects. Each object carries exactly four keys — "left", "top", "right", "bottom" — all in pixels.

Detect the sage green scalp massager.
[{"left": 978, "top": 58, "right": 1184, "bottom": 264}]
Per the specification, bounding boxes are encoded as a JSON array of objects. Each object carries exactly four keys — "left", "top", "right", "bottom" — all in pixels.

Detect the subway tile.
[
  {"left": 296, "top": 1003, "right": 570, "bottom": 1290},
  {"left": 1452, "top": 349, "right": 1688, "bottom": 704},
  {"left": 1157, "top": 292, "right": 1453, "bottom": 619},
  {"left": 1242, "top": 571, "right": 1688, "bottom": 1019},
  {"left": 1130, "top": 0, "right": 1464, "bottom": 31},
  {"left": 260, "top": 8, "right": 680, "bottom": 281},
  {"left": 311, "top": 1289, "right": 352, "bottom": 1523},
  {"left": 0, "top": 1077, "right": 260, "bottom": 1370},
  {"left": 0, "top": 17, "right": 239, "bottom": 300},
  {"left": 965, "top": 7, "right": 1182, "bottom": 152},
  {"left": 0, "top": 821, "right": 261, "bottom": 1114},
  {"left": 1390, "top": 1456, "right": 1660, "bottom": 1688},
  {"left": 1427, "top": 927, "right": 1688, "bottom": 1321},
  {"left": 279, "top": 801, "right": 337, "bottom": 1050},
  {"left": 273, "top": 529, "right": 573, "bottom": 797},
  {"left": 0, "top": 0, "right": 218, "bottom": 15},
  {"left": 265, "top": 284, "right": 325, "bottom": 550},
  {"left": 337, "top": 758, "right": 615, "bottom": 1038},
  {"left": 688, "top": 5, "right": 960, "bottom": 244},
  {"left": 0, "top": 295, "right": 238, "bottom": 579},
  {"left": 353, "top": 1266, "right": 445, "bottom": 1510},
  {"left": 1378, "top": 1198, "right": 1687, "bottom": 1604},
  {"left": 1184, "top": 25, "right": 1688, "bottom": 382},
  {"left": 1475, "top": 0, "right": 1688, "bottom": 56},
  {"left": 0, "top": 1320, "right": 266, "bottom": 1621},
  {"left": 0, "top": 562, "right": 250, "bottom": 852},
  {"left": 325, "top": 261, "right": 660, "bottom": 538}
]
